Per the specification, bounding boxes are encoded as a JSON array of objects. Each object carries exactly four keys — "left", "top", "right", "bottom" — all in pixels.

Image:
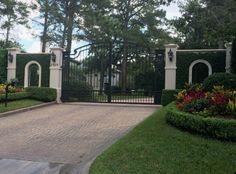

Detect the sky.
[{"left": 0, "top": 0, "right": 182, "bottom": 53}]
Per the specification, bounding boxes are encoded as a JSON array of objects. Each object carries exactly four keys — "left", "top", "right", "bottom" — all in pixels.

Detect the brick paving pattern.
[{"left": 0, "top": 103, "right": 157, "bottom": 173}]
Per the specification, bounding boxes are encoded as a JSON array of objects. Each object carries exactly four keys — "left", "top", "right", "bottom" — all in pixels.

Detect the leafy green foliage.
[
  {"left": 202, "top": 73, "right": 236, "bottom": 91},
  {"left": 171, "top": 0, "right": 236, "bottom": 49},
  {"left": 0, "top": 40, "right": 23, "bottom": 50},
  {"left": 82, "top": 0, "right": 173, "bottom": 47},
  {"left": 176, "top": 51, "right": 226, "bottom": 88},
  {"left": 0, "top": 50, "right": 7, "bottom": 83},
  {"left": 161, "top": 89, "right": 182, "bottom": 106},
  {"left": 166, "top": 102, "right": 236, "bottom": 141},
  {"left": 25, "top": 87, "right": 57, "bottom": 102},
  {"left": 0, "top": 92, "right": 31, "bottom": 102},
  {"left": 15, "top": 54, "right": 50, "bottom": 87},
  {"left": 0, "top": 0, "right": 35, "bottom": 44}
]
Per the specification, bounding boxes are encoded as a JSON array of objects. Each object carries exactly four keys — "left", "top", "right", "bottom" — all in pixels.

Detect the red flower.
[
  {"left": 183, "top": 95, "right": 193, "bottom": 104},
  {"left": 212, "top": 93, "right": 228, "bottom": 106}
]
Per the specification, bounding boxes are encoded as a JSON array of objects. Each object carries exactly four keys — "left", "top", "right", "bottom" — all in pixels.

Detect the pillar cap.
[
  {"left": 225, "top": 42, "right": 232, "bottom": 48},
  {"left": 164, "top": 44, "right": 179, "bottom": 49},
  {"left": 7, "top": 48, "right": 21, "bottom": 52}
]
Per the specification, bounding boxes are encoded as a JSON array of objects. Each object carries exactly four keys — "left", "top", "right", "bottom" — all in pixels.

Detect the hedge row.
[
  {"left": 0, "top": 50, "right": 7, "bottom": 83},
  {"left": 161, "top": 89, "right": 182, "bottom": 106},
  {"left": 176, "top": 51, "right": 226, "bottom": 89},
  {"left": 25, "top": 87, "right": 57, "bottom": 102},
  {"left": 165, "top": 102, "right": 236, "bottom": 141},
  {"left": 0, "top": 87, "right": 57, "bottom": 102},
  {"left": 16, "top": 54, "right": 51, "bottom": 87},
  {"left": 202, "top": 73, "right": 236, "bottom": 91},
  {"left": 0, "top": 92, "right": 31, "bottom": 102}
]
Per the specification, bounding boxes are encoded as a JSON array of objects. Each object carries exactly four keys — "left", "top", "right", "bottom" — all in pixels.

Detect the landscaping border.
[
  {"left": 0, "top": 101, "right": 56, "bottom": 118},
  {"left": 165, "top": 102, "right": 236, "bottom": 141}
]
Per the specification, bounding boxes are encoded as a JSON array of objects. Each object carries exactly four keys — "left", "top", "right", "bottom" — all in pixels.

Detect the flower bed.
[
  {"left": 0, "top": 84, "right": 30, "bottom": 102},
  {"left": 176, "top": 84, "right": 236, "bottom": 119},
  {"left": 0, "top": 84, "right": 24, "bottom": 94},
  {"left": 165, "top": 84, "right": 236, "bottom": 141}
]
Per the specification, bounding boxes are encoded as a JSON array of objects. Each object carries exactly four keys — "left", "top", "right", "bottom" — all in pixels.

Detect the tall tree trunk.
[
  {"left": 121, "top": 39, "right": 127, "bottom": 92},
  {"left": 5, "top": 18, "right": 11, "bottom": 46},
  {"left": 65, "top": 1, "right": 75, "bottom": 52},
  {"left": 60, "top": 24, "right": 67, "bottom": 48},
  {"left": 5, "top": 26, "right": 10, "bottom": 46},
  {"left": 60, "top": 1, "right": 69, "bottom": 48},
  {"left": 42, "top": 4, "right": 49, "bottom": 53},
  {"left": 121, "top": 0, "right": 131, "bottom": 92}
]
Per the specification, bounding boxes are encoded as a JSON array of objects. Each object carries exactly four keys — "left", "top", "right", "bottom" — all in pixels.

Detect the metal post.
[
  {"left": 108, "top": 42, "right": 112, "bottom": 103},
  {"left": 5, "top": 85, "right": 9, "bottom": 107}
]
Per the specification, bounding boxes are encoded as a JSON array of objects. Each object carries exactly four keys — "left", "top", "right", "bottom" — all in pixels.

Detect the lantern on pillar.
[{"left": 168, "top": 49, "right": 174, "bottom": 62}]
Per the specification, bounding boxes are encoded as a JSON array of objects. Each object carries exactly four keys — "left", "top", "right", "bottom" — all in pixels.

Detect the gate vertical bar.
[
  {"left": 108, "top": 42, "right": 112, "bottom": 103},
  {"left": 154, "top": 49, "right": 158, "bottom": 104}
]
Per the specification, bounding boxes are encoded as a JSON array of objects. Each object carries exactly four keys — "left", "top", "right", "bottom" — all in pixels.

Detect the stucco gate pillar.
[
  {"left": 50, "top": 48, "right": 64, "bottom": 103},
  {"left": 164, "top": 44, "right": 178, "bottom": 90},
  {"left": 7, "top": 48, "right": 20, "bottom": 81},
  {"left": 225, "top": 42, "right": 232, "bottom": 73}
]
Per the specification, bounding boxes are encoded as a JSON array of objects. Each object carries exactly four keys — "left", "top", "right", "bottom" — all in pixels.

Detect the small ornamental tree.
[{"left": 231, "top": 39, "right": 236, "bottom": 74}]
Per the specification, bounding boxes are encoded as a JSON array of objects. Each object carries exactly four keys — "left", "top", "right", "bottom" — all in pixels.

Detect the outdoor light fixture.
[
  {"left": 168, "top": 49, "right": 174, "bottom": 62},
  {"left": 51, "top": 52, "right": 56, "bottom": 62},
  {"left": 8, "top": 53, "right": 13, "bottom": 63}
]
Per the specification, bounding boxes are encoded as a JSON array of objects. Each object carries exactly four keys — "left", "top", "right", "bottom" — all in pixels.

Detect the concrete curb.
[
  {"left": 63, "top": 102, "right": 162, "bottom": 108},
  {"left": 0, "top": 102, "right": 56, "bottom": 118}
]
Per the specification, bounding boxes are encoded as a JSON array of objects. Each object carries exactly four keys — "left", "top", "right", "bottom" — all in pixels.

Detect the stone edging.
[{"left": 0, "top": 102, "right": 56, "bottom": 118}]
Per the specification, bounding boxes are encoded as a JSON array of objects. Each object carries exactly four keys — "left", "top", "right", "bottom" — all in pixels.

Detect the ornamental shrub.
[
  {"left": 176, "top": 84, "right": 235, "bottom": 117},
  {"left": 202, "top": 73, "right": 236, "bottom": 91},
  {"left": 166, "top": 102, "right": 236, "bottom": 141},
  {"left": 25, "top": 87, "right": 57, "bottom": 102},
  {"left": 161, "top": 89, "right": 182, "bottom": 106},
  {"left": 0, "top": 92, "right": 31, "bottom": 102}
]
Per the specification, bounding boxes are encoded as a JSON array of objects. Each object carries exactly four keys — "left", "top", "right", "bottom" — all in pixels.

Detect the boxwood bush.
[
  {"left": 166, "top": 102, "right": 236, "bottom": 141},
  {"left": 202, "top": 73, "right": 236, "bottom": 91},
  {"left": 161, "top": 89, "right": 182, "bottom": 106},
  {"left": 0, "top": 92, "right": 31, "bottom": 102},
  {"left": 25, "top": 87, "right": 57, "bottom": 102}
]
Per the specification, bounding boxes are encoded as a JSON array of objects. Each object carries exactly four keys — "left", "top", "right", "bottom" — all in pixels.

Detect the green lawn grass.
[
  {"left": 90, "top": 107, "right": 236, "bottom": 174},
  {"left": 0, "top": 99, "right": 43, "bottom": 113}
]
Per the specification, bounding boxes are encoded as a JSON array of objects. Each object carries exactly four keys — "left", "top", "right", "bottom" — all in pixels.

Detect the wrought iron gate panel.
[{"left": 61, "top": 42, "right": 165, "bottom": 104}]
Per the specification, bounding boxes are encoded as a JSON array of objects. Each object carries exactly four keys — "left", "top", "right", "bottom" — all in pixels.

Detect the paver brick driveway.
[{"left": 0, "top": 103, "right": 157, "bottom": 173}]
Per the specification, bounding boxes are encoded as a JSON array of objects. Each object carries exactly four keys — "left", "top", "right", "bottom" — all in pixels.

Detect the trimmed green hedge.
[
  {"left": 203, "top": 73, "right": 236, "bottom": 91},
  {"left": 25, "top": 87, "right": 57, "bottom": 102},
  {"left": 166, "top": 102, "right": 236, "bottom": 141},
  {"left": 16, "top": 54, "right": 50, "bottom": 87},
  {"left": 176, "top": 51, "right": 226, "bottom": 88},
  {"left": 0, "top": 92, "right": 31, "bottom": 102},
  {"left": 161, "top": 89, "right": 182, "bottom": 106},
  {"left": 0, "top": 50, "right": 7, "bottom": 83}
]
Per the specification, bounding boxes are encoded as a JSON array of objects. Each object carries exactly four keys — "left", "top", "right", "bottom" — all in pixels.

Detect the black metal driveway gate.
[{"left": 61, "top": 42, "right": 165, "bottom": 104}]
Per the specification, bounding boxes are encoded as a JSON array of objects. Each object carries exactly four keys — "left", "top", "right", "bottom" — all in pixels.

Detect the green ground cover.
[
  {"left": 0, "top": 99, "right": 43, "bottom": 113},
  {"left": 90, "top": 107, "right": 236, "bottom": 174}
]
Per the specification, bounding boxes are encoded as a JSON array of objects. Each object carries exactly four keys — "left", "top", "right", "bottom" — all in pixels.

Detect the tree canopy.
[{"left": 171, "top": 0, "right": 236, "bottom": 49}]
